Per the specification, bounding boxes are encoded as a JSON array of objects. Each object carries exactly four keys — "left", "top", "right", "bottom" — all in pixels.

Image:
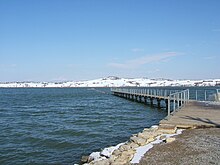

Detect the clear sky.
[{"left": 0, "top": 0, "right": 220, "bottom": 82}]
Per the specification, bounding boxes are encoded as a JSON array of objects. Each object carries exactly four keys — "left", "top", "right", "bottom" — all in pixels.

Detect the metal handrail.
[
  {"left": 217, "top": 89, "right": 220, "bottom": 101},
  {"left": 111, "top": 88, "right": 182, "bottom": 98},
  {"left": 189, "top": 89, "right": 220, "bottom": 101},
  {"left": 167, "top": 89, "right": 189, "bottom": 117}
]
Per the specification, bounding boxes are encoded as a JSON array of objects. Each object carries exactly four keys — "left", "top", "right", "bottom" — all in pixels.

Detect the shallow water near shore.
[{"left": 0, "top": 88, "right": 167, "bottom": 164}]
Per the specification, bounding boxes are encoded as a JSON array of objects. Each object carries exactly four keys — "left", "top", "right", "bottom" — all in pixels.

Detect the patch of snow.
[
  {"left": 131, "top": 143, "right": 154, "bottom": 164},
  {"left": 100, "top": 142, "right": 125, "bottom": 158},
  {"left": 150, "top": 125, "right": 159, "bottom": 129},
  {"left": 89, "top": 142, "right": 125, "bottom": 162},
  {"left": 89, "top": 152, "right": 106, "bottom": 162}
]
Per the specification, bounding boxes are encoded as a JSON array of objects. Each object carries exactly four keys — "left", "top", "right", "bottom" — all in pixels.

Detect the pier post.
[
  {"left": 187, "top": 89, "right": 190, "bottom": 103},
  {"left": 195, "top": 90, "right": 198, "bottom": 100},
  {"left": 168, "top": 97, "right": 170, "bottom": 117},
  {"left": 173, "top": 94, "right": 176, "bottom": 112},
  {"left": 144, "top": 97, "right": 147, "bottom": 103},
  {"left": 165, "top": 100, "right": 168, "bottom": 110},
  {"left": 150, "top": 98, "right": 154, "bottom": 106},
  {"left": 139, "top": 96, "right": 142, "bottom": 102},
  {"left": 180, "top": 93, "right": 182, "bottom": 108},
  {"left": 183, "top": 91, "right": 186, "bottom": 106},
  {"left": 157, "top": 99, "right": 161, "bottom": 108},
  {"left": 177, "top": 93, "right": 180, "bottom": 110}
]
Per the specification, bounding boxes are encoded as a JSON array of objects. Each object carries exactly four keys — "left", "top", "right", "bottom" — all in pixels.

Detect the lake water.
[
  {"left": 0, "top": 87, "right": 217, "bottom": 164},
  {"left": 0, "top": 88, "right": 167, "bottom": 164}
]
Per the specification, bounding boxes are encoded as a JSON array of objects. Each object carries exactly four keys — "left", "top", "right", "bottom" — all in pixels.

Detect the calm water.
[{"left": 1, "top": 87, "right": 216, "bottom": 164}]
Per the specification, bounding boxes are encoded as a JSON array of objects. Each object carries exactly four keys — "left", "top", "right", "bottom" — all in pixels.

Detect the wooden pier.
[{"left": 111, "top": 88, "right": 189, "bottom": 117}]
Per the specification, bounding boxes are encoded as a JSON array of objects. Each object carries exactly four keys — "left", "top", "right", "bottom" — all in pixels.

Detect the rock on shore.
[{"left": 81, "top": 124, "right": 183, "bottom": 165}]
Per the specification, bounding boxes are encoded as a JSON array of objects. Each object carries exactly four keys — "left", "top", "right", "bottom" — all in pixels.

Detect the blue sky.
[{"left": 0, "top": 0, "right": 220, "bottom": 82}]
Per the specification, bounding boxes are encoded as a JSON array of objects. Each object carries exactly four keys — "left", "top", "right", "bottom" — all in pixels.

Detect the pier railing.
[
  {"left": 189, "top": 89, "right": 220, "bottom": 101},
  {"left": 111, "top": 88, "right": 182, "bottom": 98},
  {"left": 217, "top": 89, "right": 220, "bottom": 101},
  {"left": 167, "top": 89, "right": 189, "bottom": 116},
  {"left": 111, "top": 88, "right": 189, "bottom": 117}
]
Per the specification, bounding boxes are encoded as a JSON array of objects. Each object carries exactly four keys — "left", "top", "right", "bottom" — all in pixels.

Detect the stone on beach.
[
  {"left": 146, "top": 137, "right": 155, "bottom": 143},
  {"left": 111, "top": 150, "right": 135, "bottom": 165},
  {"left": 110, "top": 158, "right": 127, "bottom": 165},
  {"left": 81, "top": 156, "right": 89, "bottom": 164},
  {"left": 120, "top": 150, "right": 135, "bottom": 161},
  {"left": 128, "top": 142, "right": 139, "bottom": 149},
  {"left": 138, "top": 128, "right": 160, "bottom": 139},
  {"left": 109, "top": 155, "right": 117, "bottom": 163},
  {"left": 158, "top": 124, "right": 177, "bottom": 134},
  {"left": 159, "top": 135, "right": 167, "bottom": 140},
  {"left": 118, "top": 144, "right": 131, "bottom": 152},
  {"left": 130, "top": 136, "right": 146, "bottom": 146},
  {"left": 112, "top": 149, "right": 121, "bottom": 156},
  {"left": 165, "top": 137, "right": 176, "bottom": 143},
  {"left": 150, "top": 125, "right": 159, "bottom": 130},
  {"left": 90, "top": 159, "right": 110, "bottom": 165}
]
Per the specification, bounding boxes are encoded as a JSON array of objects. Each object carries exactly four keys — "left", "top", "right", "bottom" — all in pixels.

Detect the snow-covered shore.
[
  {"left": 80, "top": 125, "right": 184, "bottom": 165},
  {"left": 0, "top": 76, "right": 220, "bottom": 88}
]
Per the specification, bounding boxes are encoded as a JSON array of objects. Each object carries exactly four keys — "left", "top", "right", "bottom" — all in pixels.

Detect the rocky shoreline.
[{"left": 80, "top": 124, "right": 185, "bottom": 165}]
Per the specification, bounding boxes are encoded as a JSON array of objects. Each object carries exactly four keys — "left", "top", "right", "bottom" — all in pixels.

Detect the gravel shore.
[{"left": 137, "top": 128, "right": 220, "bottom": 165}]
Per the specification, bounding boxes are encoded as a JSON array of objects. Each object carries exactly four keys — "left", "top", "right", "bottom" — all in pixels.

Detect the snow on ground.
[
  {"left": 0, "top": 76, "right": 220, "bottom": 88},
  {"left": 130, "top": 129, "right": 184, "bottom": 164},
  {"left": 88, "top": 142, "right": 125, "bottom": 162}
]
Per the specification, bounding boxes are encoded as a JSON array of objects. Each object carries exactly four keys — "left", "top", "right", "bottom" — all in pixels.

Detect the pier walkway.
[{"left": 160, "top": 101, "right": 220, "bottom": 128}]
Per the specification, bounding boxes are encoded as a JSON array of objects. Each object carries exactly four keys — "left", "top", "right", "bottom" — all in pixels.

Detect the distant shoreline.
[{"left": 0, "top": 77, "right": 220, "bottom": 88}]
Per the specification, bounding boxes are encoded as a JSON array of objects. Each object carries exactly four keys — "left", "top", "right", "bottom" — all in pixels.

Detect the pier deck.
[{"left": 160, "top": 101, "right": 220, "bottom": 128}]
